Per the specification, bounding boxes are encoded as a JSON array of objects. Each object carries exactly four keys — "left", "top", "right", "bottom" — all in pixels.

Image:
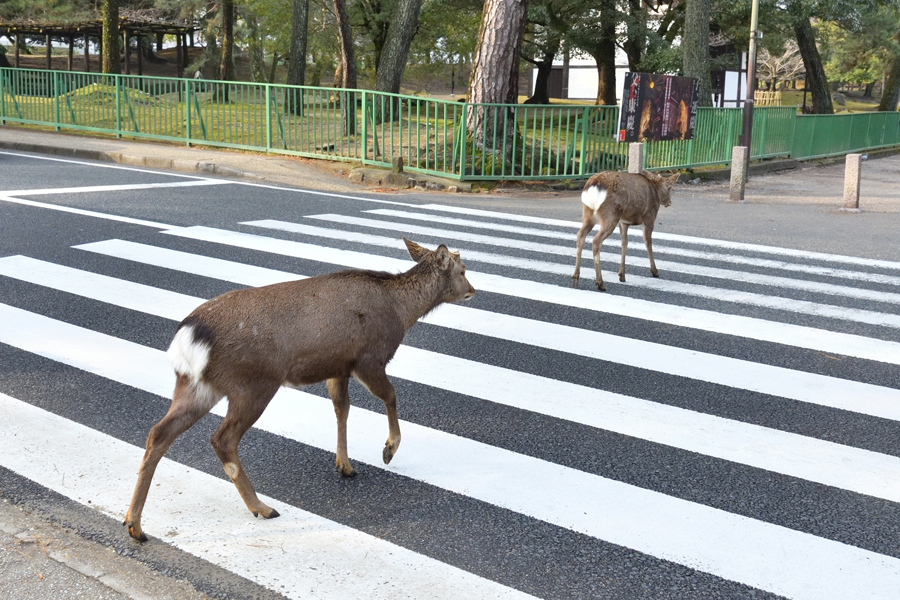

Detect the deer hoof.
[
  {"left": 383, "top": 443, "right": 397, "bottom": 464},
  {"left": 571, "top": 277, "right": 580, "bottom": 288},
  {"left": 125, "top": 521, "right": 148, "bottom": 543},
  {"left": 651, "top": 270, "right": 659, "bottom": 278},
  {"left": 596, "top": 282, "right": 606, "bottom": 292},
  {"left": 338, "top": 464, "right": 357, "bottom": 478},
  {"left": 253, "top": 506, "right": 280, "bottom": 519},
  {"left": 619, "top": 274, "right": 626, "bottom": 282}
]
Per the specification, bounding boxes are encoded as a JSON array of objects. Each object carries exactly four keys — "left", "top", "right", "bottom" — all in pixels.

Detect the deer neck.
[{"left": 387, "top": 264, "right": 446, "bottom": 330}]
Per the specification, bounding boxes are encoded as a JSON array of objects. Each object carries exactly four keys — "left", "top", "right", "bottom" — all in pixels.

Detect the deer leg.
[
  {"left": 643, "top": 222, "right": 659, "bottom": 277},
  {"left": 327, "top": 377, "right": 356, "bottom": 477},
  {"left": 210, "top": 382, "right": 280, "bottom": 520},
  {"left": 573, "top": 217, "right": 595, "bottom": 287},
  {"left": 591, "top": 218, "right": 618, "bottom": 292},
  {"left": 125, "top": 375, "right": 222, "bottom": 542},
  {"left": 618, "top": 223, "right": 629, "bottom": 282},
  {"left": 354, "top": 368, "right": 400, "bottom": 464}
]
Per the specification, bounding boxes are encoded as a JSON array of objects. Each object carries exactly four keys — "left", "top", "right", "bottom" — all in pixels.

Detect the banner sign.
[{"left": 618, "top": 73, "right": 700, "bottom": 142}]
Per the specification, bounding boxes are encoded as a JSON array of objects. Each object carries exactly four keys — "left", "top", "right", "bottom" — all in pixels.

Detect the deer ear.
[
  {"left": 435, "top": 245, "right": 452, "bottom": 268},
  {"left": 404, "top": 238, "right": 430, "bottom": 263}
]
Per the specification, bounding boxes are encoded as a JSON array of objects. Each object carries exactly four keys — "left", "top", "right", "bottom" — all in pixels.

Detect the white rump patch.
[
  {"left": 581, "top": 186, "right": 607, "bottom": 212},
  {"left": 167, "top": 325, "right": 210, "bottom": 383}
]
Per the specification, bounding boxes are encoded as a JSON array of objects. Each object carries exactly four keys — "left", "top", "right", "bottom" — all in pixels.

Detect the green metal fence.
[
  {"left": 790, "top": 111, "right": 900, "bottom": 160},
  {"left": 2, "top": 67, "right": 898, "bottom": 181}
]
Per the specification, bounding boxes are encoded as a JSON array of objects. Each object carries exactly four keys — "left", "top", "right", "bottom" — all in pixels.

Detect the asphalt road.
[{"left": 1, "top": 149, "right": 899, "bottom": 600}]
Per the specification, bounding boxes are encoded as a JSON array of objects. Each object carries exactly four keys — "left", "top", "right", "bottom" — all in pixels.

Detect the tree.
[
  {"left": 682, "top": 0, "right": 713, "bottom": 106},
  {"left": 757, "top": 40, "right": 805, "bottom": 90},
  {"left": 793, "top": 13, "right": 833, "bottom": 113},
  {"left": 332, "top": 0, "right": 358, "bottom": 133},
  {"left": 467, "top": 0, "right": 527, "bottom": 143},
  {"left": 373, "top": 0, "right": 423, "bottom": 94},
  {"left": 288, "top": 0, "right": 310, "bottom": 87},
  {"left": 101, "top": 0, "right": 120, "bottom": 74}
]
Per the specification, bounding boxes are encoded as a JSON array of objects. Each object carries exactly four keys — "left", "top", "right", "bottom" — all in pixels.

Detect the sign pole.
[{"left": 740, "top": 0, "right": 760, "bottom": 176}]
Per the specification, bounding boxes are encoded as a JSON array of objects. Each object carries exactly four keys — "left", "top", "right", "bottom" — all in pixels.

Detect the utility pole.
[{"left": 739, "top": 0, "right": 760, "bottom": 168}]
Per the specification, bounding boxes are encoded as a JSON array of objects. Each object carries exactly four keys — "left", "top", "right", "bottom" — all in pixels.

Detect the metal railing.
[{"left": 2, "top": 67, "right": 898, "bottom": 181}]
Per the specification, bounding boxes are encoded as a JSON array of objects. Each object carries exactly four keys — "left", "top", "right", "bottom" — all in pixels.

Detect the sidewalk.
[{"left": 1, "top": 126, "right": 899, "bottom": 599}]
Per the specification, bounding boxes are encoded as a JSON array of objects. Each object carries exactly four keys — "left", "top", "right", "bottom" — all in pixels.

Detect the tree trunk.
[
  {"left": 467, "top": 0, "right": 527, "bottom": 146},
  {"left": 374, "top": 0, "right": 423, "bottom": 94},
  {"left": 101, "top": 0, "right": 120, "bottom": 74},
  {"left": 878, "top": 56, "right": 900, "bottom": 111},
  {"left": 215, "top": 0, "right": 235, "bottom": 102},
  {"left": 525, "top": 37, "right": 560, "bottom": 104},
  {"left": 332, "top": 0, "right": 358, "bottom": 134},
  {"left": 246, "top": 14, "right": 267, "bottom": 83},
  {"left": 623, "top": 0, "right": 646, "bottom": 71},
  {"left": 505, "top": 5, "right": 527, "bottom": 105},
  {"left": 287, "top": 0, "right": 310, "bottom": 115},
  {"left": 682, "top": 0, "right": 712, "bottom": 107},
  {"left": 592, "top": 0, "right": 617, "bottom": 106},
  {"left": 794, "top": 16, "right": 833, "bottom": 114}
]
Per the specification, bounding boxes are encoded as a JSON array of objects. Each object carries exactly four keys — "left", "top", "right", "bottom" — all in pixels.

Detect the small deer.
[
  {"left": 572, "top": 171, "right": 677, "bottom": 291},
  {"left": 124, "top": 239, "right": 475, "bottom": 542}
]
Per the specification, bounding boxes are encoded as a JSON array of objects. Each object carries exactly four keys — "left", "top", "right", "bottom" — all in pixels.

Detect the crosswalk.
[{"left": 2, "top": 181, "right": 900, "bottom": 599}]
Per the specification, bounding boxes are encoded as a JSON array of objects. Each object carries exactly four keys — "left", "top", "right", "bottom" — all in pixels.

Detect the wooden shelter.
[{"left": 0, "top": 16, "right": 196, "bottom": 77}]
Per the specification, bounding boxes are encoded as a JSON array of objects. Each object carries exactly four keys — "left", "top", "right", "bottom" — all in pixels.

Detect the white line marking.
[
  {"left": 2, "top": 305, "right": 899, "bottom": 600},
  {"left": 162, "top": 225, "right": 900, "bottom": 366},
  {"left": 414, "top": 203, "right": 900, "bottom": 271},
  {"left": 0, "top": 196, "right": 177, "bottom": 228},
  {"left": 242, "top": 219, "right": 900, "bottom": 321},
  {"left": 73, "top": 239, "right": 900, "bottom": 420},
  {"left": 14, "top": 247, "right": 900, "bottom": 499},
  {"left": 0, "top": 393, "right": 534, "bottom": 600},
  {"left": 0, "top": 180, "right": 232, "bottom": 197},
  {"left": 312, "top": 212, "right": 900, "bottom": 287}
]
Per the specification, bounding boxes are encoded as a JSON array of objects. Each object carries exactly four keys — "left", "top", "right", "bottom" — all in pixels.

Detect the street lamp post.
[{"left": 740, "top": 0, "right": 760, "bottom": 173}]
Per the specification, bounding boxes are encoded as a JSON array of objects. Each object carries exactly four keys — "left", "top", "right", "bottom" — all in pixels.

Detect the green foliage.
[{"left": 817, "top": 6, "right": 900, "bottom": 86}]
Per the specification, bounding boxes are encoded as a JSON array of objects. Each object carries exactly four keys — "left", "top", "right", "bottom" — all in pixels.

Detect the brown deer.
[
  {"left": 124, "top": 239, "right": 475, "bottom": 542},
  {"left": 572, "top": 171, "right": 677, "bottom": 291}
]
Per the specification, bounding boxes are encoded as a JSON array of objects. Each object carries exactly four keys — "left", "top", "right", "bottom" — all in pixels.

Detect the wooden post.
[
  {"left": 729, "top": 146, "right": 748, "bottom": 202},
  {"left": 156, "top": 32, "right": 164, "bottom": 52},
  {"left": 68, "top": 36, "right": 74, "bottom": 71},
  {"left": 84, "top": 34, "right": 90, "bottom": 72},
  {"left": 840, "top": 153, "right": 863, "bottom": 213},
  {"left": 628, "top": 143, "right": 644, "bottom": 173},
  {"left": 14, "top": 33, "right": 20, "bottom": 68},
  {"left": 45, "top": 34, "right": 52, "bottom": 70}
]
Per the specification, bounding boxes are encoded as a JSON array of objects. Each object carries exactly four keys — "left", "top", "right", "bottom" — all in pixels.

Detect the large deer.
[
  {"left": 125, "top": 239, "right": 475, "bottom": 542},
  {"left": 572, "top": 171, "right": 677, "bottom": 291}
]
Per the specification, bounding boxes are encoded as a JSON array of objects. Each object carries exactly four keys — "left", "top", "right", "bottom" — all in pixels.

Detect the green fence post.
[
  {"left": 53, "top": 71, "right": 60, "bottom": 131},
  {"left": 361, "top": 90, "right": 368, "bottom": 163},
  {"left": 265, "top": 83, "right": 272, "bottom": 152},
  {"left": 114, "top": 74, "right": 122, "bottom": 138},
  {"left": 459, "top": 103, "right": 468, "bottom": 181},
  {"left": 1, "top": 68, "right": 5, "bottom": 125},
  {"left": 578, "top": 107, "right": 589, "bottom": 177},
  {"left": 185, "top": 79, "right": 192, "bottom": 146}
]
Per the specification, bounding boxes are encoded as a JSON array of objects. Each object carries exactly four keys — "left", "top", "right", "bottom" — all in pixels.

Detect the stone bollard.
[
  {"left": 391, "top": 155, "right": 404, "bottom": 174},
  {"left": 729, "top": 146, "right": 748, "bottom": 202},
  {"left": 840, "top": 153, "right": 863, "bottom": 213},
  {"left": 628, "top": 143, "right": 644, "bottom": 174}
]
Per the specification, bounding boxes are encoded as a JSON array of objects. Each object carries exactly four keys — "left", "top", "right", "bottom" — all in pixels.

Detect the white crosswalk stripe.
[{"left": 2, "top": 195, "right": 900, "bottom": 600}]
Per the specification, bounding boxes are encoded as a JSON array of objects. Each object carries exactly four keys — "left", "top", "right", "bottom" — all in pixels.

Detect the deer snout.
[{"left": 463, "top": 282, "right": 475, "bottom": 300}]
